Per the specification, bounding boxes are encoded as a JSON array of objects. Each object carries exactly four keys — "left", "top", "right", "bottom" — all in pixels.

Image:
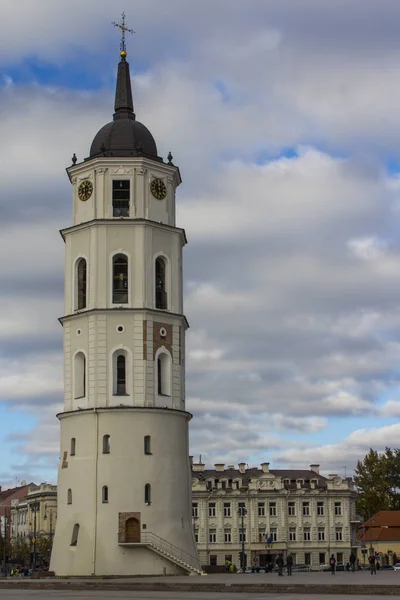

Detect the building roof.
[
  {"left": 194, "top": 467, "right": 329, "bottom": 488},
  {"left": 89, "top": 52, "right": 159, "bottom": 161},
  {"left": 364, "top": 511, "right": 400, "bottom": 528}
]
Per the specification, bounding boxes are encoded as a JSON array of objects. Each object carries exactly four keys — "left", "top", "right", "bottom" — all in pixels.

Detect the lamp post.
[
  {"left": 2, "top": 512, "right": 7, "bottom": 577},
  {"left": 43, "top": 506, "right": 57, "bottom": 561},
  {"left": 30, "top": 502, "right": 40, "bottom": 570},
  {"left": 238, "top": 505, "right": 247, "bottom": 571},
  {"left": 369, "top": 518, "right": 375, "bottom": 556}
]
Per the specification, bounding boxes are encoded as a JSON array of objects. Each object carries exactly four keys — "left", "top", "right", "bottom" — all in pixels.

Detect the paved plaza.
[
  {"left": 0, "top": 570, "right": 399, "bottom": 598},
  {"left": 0, "top": 591, "right": 398, "bottom": 600}
]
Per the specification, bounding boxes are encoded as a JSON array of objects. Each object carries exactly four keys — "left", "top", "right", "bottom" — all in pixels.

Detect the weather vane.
[{"left": 112, "top": 12, "right": 134, "bottom": 58}]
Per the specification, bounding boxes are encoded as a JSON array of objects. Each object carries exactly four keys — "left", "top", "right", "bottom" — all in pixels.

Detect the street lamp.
[
  {"left": 29, "top": 502, "right": 40, "bottom": 570},
  {"left": 43, "top": 506, "right": 57, "bottom": 562},
  {"left": 238, "top": 505, "right": 247, "bottom": 571}
]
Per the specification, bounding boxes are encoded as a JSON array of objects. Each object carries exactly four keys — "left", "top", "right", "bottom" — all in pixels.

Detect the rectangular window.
[
  {"left": 208, "top": 503, "right": 216, "bottom": 517},
  {"left": 317, "top": 501, "right": 324, "bottom": 516},
  {"left": 194, "top": 531, "right": 199, "bottom": 543},
  {"left": 318, "top": 527, "right": 325, "bottom": 541},
  {"left": 335, "top": 528, "right": 342, "bottom": 541},
  {"left": 302, "top": 502, "right": 310, "bottom": 516},
  {"left": 304, "top": 527, "right": 311, "bottom": 541},
  {"left": 258, "top": 528, "right": 266, "bottom": 542},
  {"left": 337, "top": 552, "right": 343, "bottom": 562},
  {"left": 258, "top": 502, "right": 265, "bottom": 516},
  {"left": 112, "top": 180, "right": 130, "bottom": 217},
  {"left": 239, "top": 529, "right": 246, "bottom": 543},
  {"left": 270, "top": 527, "right": 277, "bottom": 542},
  {"left": 221, "top": 480, "right": 226, "bottom": 489},
  {"left": 209, "top": 555, "right": 217, "bottom": 566},
  {"left": 288, "top": 502, "right": 296, "bottom": 516},
  {"left": 319, "top": 552, "right": 326, "bottom": 565},
  {"left": 224, "top": 529, "right": 232, "bottom": 543},
  {"left": 289, "top": 527, "right": 296, "bottom": 541},
  {"left": 225, "top": 554, "right": 232, "bottom": 563},
  {"left": 238, "top": 502, "right": 246, "bottom": 516},
  {"left": 269, "top": 502, "right": 277, "bottom": 516},
  {"left": 209, "top": 529, "right": 217, "bottom": 543},
  {"left": 334, "top": 502, "right": 342, "bottom": 516},
  {"left": 305, "top": 552, "right": 311, "bottom": 566},
  {"left": 192, "top": 503, "right": 198, "bottom": 518},
  {"left": 223, "top": 503, "right": 231, "bottom": 517}
]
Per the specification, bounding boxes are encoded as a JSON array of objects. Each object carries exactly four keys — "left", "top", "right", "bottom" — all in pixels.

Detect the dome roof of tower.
[
  {"left": 90, "top": 118, "right": 158, "bottom": 158},
  {"left": 88, "top": 52, "right": 160, "bottom": 161}
]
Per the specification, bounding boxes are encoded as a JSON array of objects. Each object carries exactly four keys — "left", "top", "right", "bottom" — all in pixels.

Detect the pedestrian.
[
  {"left": 349, "top": 553, "right": 356, "bottom": 572},
  {"left": 368, "top": 554, "right": 376, "bottom": 575},
  {"left": 329, "top": 554, "right": 336, "bottom": 575},
  {"left": 286, "top": 553, "right": 293, "bottom": 576},
  {"left": 276, "top": 553, "right": 284, "bottom": 576}
]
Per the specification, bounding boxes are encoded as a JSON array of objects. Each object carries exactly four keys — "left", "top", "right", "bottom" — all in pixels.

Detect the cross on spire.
[{"left": 112, "top": 12, "right": 134, "bottom": 58}]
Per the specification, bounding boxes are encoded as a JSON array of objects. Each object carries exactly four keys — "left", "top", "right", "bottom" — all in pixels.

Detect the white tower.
[{"left": 50, "top": 36, "right": 201, "bottom": 576}]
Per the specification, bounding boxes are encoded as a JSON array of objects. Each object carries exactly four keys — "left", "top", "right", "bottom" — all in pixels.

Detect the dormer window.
[
  {"left": 112, "top": 180, "right": 130, "bottom": 217},
  {"left": 283, "top": 478, "right": 290, "bottom": 485}
]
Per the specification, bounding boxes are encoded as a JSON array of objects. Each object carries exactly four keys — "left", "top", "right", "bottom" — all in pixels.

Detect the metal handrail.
[{"left": 141, "top": 531, "right": 201, "bottom": 571}]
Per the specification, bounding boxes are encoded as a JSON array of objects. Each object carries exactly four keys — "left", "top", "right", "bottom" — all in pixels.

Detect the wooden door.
[{"left": 125, "top": 517, "right": 140, "bottom": 542}]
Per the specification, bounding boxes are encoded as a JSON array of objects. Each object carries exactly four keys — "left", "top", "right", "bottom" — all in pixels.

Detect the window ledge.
[
  {"left": 74, "top": 396, "right": 86, "bottom": 400},
  {"left": 113, "top": 393, "right": 130, "bottom": 397}
]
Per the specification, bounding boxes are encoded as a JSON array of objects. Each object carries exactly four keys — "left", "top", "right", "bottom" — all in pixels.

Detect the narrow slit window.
[
  {"left": 144, "top": 435, "right": 151, "bottom": 455},
  {"left": 112, "top": 180, "right": 130, "bottom": 217},
  {"left": 157, "top": 353, "right": 171, "bottom": 396},
  {"left": 67, "top": 489, "right": 72, "bottom": 505},
  {"left": 116, "top": 355, "right": 126, "bottom": 395},
  {"left": 70, "top": 438, "right": 76, "bottom": 456},
  {"left": 103, "top": 434, "right": 110, "bottom": 454},
  {"left": 70, "top": 523, "right": 79, "bottom": 546},
  {"left": 113, "top": 254, "right": 128, "bottom": 304},
  {"left": 76, "top": 258, "right": 87, "bottom": 310},
  {"left": 74, "top": 352, "right": 86, "bottom": 399},
  {"left": 102, "top": 486, "right": 109, "bottom": 503},
  {"left": 145, "top": 484, "right": 151, "bottom": 505},
  {"left": 155, "top": 257, "right": 167, "bottom": 309}
]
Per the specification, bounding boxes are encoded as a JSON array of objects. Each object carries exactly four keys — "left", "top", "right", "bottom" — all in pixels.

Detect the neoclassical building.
[
  {"left": 50, "top": 25, "right": 200, "bottom": 576},
  {"left": 192, "top": 462, "right": 358, "bottom": 569}
]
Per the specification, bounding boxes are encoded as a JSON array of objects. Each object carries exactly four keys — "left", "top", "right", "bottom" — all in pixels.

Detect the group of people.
[{"left": 9, "top": 567, "right": 30, "bottom": 577}]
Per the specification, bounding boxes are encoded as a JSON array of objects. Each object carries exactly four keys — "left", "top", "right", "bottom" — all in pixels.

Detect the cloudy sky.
[{"left": 1, "top": 0, "right": 400, "bottom": 488}]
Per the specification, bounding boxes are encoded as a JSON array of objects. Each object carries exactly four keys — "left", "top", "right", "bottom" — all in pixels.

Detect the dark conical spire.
[{"left": 114, "top": 54, "right": 135, "bottom": 121}]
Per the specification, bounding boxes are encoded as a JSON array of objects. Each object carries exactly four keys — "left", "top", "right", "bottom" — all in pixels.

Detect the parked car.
[
  {"left": 292, "top": 563, "right": 310, "bottom": 572},
  {"left": 393, "top": 563, "right": 400, "bottom": 571}
]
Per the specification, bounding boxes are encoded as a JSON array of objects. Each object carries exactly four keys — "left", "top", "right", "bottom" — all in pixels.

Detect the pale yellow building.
[
  {"left": 357, "top": 511, "right": 400, "bottom": 567},
  {"left": 192, "top": 462, "right": 358, "bottom": 570}
]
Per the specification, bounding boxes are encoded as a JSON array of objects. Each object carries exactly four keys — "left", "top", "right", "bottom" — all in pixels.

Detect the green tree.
[
  {"left": 9, "top": 538, "right": 30, "bottom": 565},
  {"left": 384, "top": 447, "right": 400, "bottom": 510},
  {"left": 354, "top": 448, "right": 390, "bottom": 516}
]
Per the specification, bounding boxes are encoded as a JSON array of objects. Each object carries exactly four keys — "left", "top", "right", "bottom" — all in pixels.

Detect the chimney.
[
  {"left": 238, "top": 462, "right": 246, "bottom": 474},
  {"left": 261, "top": 462, "right": 270, "bottom": 473},
  {"left": 328, "top": 473, "right": 338, "bottom": 479},
  {"left": 192, "top": 462, "right": 205, "bottom": 472},
  {"left": 227, "top": 465, "right": 234, "bottom": 470},
  {"left": 214, "top": 464, "right": 225, "bottom": 472},
  {"left": 310, "top": 464, "right": 320, "bottom": 475}
]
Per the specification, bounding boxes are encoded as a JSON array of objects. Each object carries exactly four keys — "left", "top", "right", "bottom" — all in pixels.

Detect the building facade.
[
  {"left": 192, "top": 462, "right": 358, "bottom": 569},
  {"left": 357, "top": 511, "right": 400, "bottom": 567},
  {"left": 50, "top": 33, "right": 200, "bottom": 576}
]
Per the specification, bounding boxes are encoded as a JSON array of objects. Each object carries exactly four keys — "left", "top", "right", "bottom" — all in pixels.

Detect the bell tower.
[{"left": 50, "top": 20, "right": 201, "bottom": 576}]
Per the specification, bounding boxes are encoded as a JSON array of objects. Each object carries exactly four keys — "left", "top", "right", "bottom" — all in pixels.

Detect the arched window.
[
  {"left": 70, "top": 438, "right": 76, "bottom": 456},
  {"left": 70, "top": 523, "right": 79, "bottom": 546},
  {"left": 76, "top": 258, "right": 87, "bottom": 310},
  {"left": 116, "top": 354, "right": 126, "bottom": 395},
  {"left": 145, "top": 483, "right": 151, "bottom": 505},
  {"left": 144, "top": 435, "right": 151, "bottom": 455},
  {"left": 67, "top": 489, "right": 72, "bottom": 505},
  {"left": 74, "top": 352, "right": 86, "bottom": 399},
  {"left": 103, "top": 434, "right": 110, "bottom": 454},
  {"left": 157, "top": 353, "right": 171, "bottom": 396},
  {"left": 155, "top": 257, "right": 167, "bottom": 309},
  {"left": 102, "top": 486, "right": 109, "bottom": 503},
  {"left": 113, "top": 254, "right": 128, "bottom": 304}
]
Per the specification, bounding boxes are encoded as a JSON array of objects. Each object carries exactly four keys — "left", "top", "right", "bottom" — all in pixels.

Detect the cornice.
[
  {"left": 57, "top": 405, "right": 192, "bottom": 421},
  {"left": 59, "top": 307, "right": 189, "bottom": 329},
  {"left": 60, "top": 217, "right": 187, "bottom": 246}
]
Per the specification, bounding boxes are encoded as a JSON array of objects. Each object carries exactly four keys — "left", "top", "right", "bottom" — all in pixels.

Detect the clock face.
[
  {"left": 150, "top": 178, "right": 167, "bottom": 200},
  {"left": 78, "top": 180, "right": 93, "bottom": 201}
]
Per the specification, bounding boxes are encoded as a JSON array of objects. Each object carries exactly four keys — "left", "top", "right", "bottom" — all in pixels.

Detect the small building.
[
  {"left": 0, "top": 483, "right": 32, "bottom": 540},
  {"left": 357, "top": 511, "right": 400, "bottom": 567},
  {"left": 192, "top": 461, "right": 358, "bottom": 570}
]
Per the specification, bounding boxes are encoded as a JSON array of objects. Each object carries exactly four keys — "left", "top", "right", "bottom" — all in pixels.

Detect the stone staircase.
[{"left": 141, "top": 532, "right": 205, "bottom": 576}]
